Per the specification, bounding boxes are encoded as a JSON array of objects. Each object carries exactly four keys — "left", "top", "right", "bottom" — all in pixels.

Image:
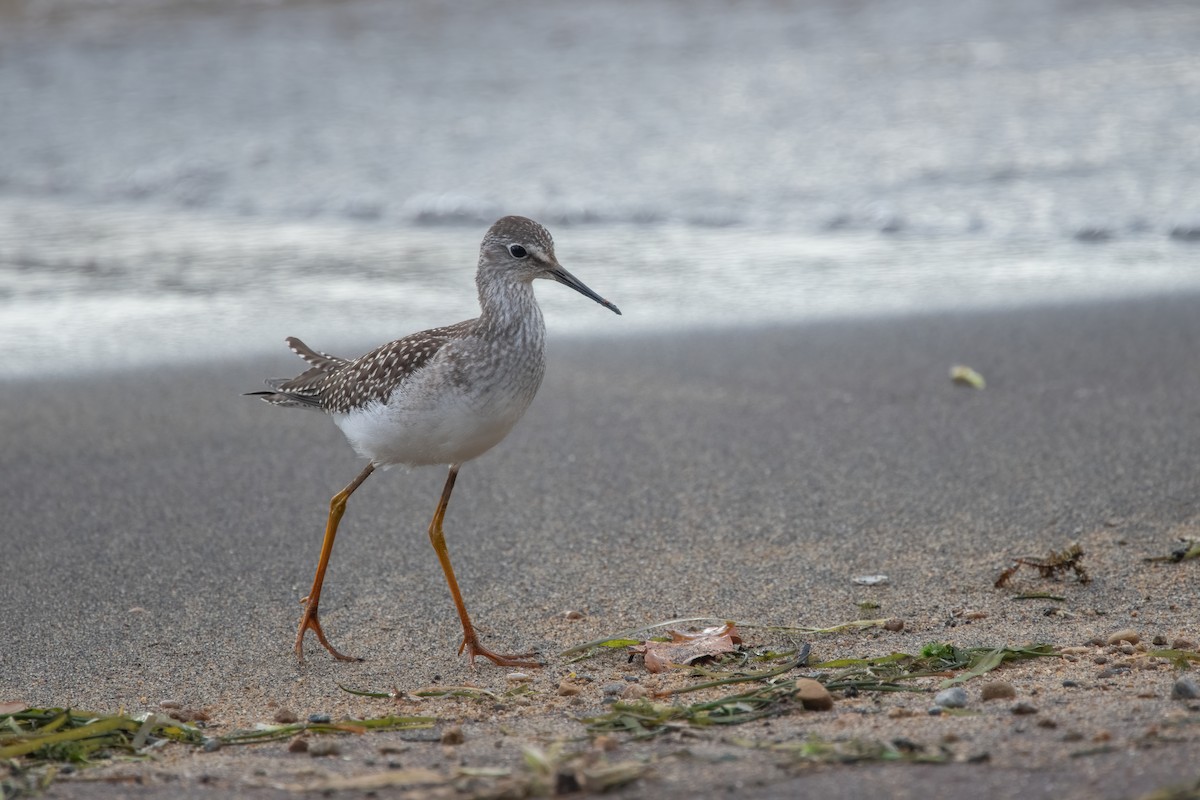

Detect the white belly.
[{"left": 330, "top": 347, "right": 544, "bottom": 467}]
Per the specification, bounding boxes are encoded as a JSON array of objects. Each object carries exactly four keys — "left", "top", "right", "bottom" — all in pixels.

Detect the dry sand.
[{"left": 2, "top": 293, "right": 1200, "bottom": 798}]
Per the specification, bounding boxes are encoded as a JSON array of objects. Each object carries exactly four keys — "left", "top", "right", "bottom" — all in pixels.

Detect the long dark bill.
[{"left": 550, "top": 266, "right": 622, "bottom": 315}]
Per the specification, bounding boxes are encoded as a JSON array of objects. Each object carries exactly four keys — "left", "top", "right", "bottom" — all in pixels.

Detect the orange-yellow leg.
[
  {"left": 295, "top": 462, "right": 376, "bottom": 662},
  {"left": 430, "top": 464, "right": 541, "bottom": 668}
]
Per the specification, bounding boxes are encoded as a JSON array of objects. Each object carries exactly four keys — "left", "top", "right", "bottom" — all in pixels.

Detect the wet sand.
[{"left": 2, "top": 292, "right": 1200, "bottom": 798}]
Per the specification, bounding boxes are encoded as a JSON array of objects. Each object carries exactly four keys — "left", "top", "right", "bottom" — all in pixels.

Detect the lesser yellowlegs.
[{"left": 248, "top": 216, "right": 620, "bottom": 666}]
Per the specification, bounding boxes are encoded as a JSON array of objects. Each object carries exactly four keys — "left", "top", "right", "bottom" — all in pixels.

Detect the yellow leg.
[
  {"left": 295, "top": 462, "right": 375, "bottom": 662},
  {"left": 429, "top": 464, "right": 540, "bottom": 668}
]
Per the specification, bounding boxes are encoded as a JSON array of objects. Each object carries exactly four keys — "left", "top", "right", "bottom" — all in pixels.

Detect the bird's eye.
[{"left": 508, "top": 244, "right": 528, "bottom": 259}]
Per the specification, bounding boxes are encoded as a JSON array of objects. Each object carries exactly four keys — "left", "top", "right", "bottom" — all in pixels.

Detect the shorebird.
[{"left": 249, "top": 216, "right": 620, "bottom": 666}]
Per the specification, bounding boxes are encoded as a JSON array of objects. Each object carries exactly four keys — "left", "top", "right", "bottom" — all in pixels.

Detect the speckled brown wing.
[{"left": 250, "top": 321, "right": 476, "bottom": 413}]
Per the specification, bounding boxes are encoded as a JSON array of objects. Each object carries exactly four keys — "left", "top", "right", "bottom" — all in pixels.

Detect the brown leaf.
[{"left": 630, "top": 623, "right": 741, "bottom": 673}]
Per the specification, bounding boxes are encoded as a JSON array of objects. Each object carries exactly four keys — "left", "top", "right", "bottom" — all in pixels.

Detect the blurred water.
[{"left": 1, "top": 0, "right": 1198, "bottom": 377}]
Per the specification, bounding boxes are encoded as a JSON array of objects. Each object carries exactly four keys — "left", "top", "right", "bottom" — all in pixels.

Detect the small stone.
[
  {"left": 593, "top": 735, "right": 619, "bottom": 752},
  {"left": 1037, "top": 718, "right": 1058, "bottom": 729},
  {"left": 1153, "top": 635, "right": 1168, "bottom": 646},
  {"left": 288, "top": 737, "right": 309, "bottom": 753},
  {"left": 794, "top": 678, "right": 834, "bottom": 711},
  {"left": 1093, "top": 655, "right": 1108, "bottom": 665},
  {"left": 440, "top": 725, "right": 464, "bottom": 745},
  {"left": 274, "top": 709, "right": 299, "bottom": 724},
  {"left": 1172, "top": 676, "right": 1200, "bottom": 700},
  {"left": 1119, "top": 644, "right": 1136, "bottom": 655},
  {"left": 884, "top": 618, "right": 905, "bottom": 632},
  {"left": 563, "top": 610, "right": 585, "bottom": 620},
  {"left": 1062, "top": 680, "right": 1081, "bottom": 688},
  {"left": 1107, "top": 629, "right": 1140, "bottom": 645},
  {"left": 887, "top": 707, "right": 915, "bottom": 718},
  {"left": 506, "top": 672, "right": 533, "bottom": 684},
  {"left": 159, "top": 700, "right": 183, "bottom": 710},
  {"left": 1012, "top": 702, "right": 1038, "bottom": 715},
  {"left": 1172, "top": 638, "right": 1196, "bottom": 651},
  {"left": 980, "top": 682, "right": 1016, "bottom": 701},
  {"left": 557, "top": 680, "right": 582, "bottom": 697},
  {"left": 202, "top": 738, "right": 221, "bottom": 752},
  {"left": 933, "top": 687, "right": 968, "bottom": 709},
  {"left": 601, "top": 682, "right": 626, "bottom": 697},
  {"left": 308, "top": 740, "right": 340, "bottom": 757},
  {"left": 621, "top": 684, "right": 649, "bottom": 700},
  {"left": 927, "top": 706, "right": 943, "bottom": 716},
  {"left": 307, "top": 713, "right": 331, "bottom": 724}
]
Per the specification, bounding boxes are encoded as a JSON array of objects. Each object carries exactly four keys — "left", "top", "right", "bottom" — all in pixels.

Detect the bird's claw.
[{"left": 295, "top": 603, "right": 360, "bottom": 663}]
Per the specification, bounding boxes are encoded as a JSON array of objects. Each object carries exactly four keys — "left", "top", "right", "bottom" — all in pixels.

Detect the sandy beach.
[{"left": 2, "top": 291, "right": 1199, "bottom": 798}]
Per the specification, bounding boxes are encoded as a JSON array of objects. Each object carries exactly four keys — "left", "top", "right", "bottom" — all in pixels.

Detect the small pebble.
[
  {"left": 601, "top": 682, "right": 626, "bottom": 697},
  {"left": 1172, "top": 676, "right": 1200, "bottom": 700},
  {"left": 1172, "top": 638, "right": 1196, "bottom": 651},
  {"left": 933, "top": 687, "right": 968, "bottom": 709},
  {"left": 1037, "top": 718, "right": 1058, "bottom": 729},
  {"left": 593, "top": 735, "right": 619, "bottom": 752},
  {"left": 794, "top": 678, "right": 834, "bottom": 711},
  {"left": 1093, "top": 655, "right": 1108, "bottom": 665},
  {"left": 308, "top": 740, "right": 340, "bottom": 757},
  {"left": 307, "top": 713, "right": 331, "bottom": 724},
  {"left": 563, "top": 610, "right": 585, "bottom": 620},
  {"left": 557, "top": 680, "right": 582, "bottom": 697},
  {"left": 1153, "top": 635, "right": 1168, "bottom": 646},
  {"left": 506, "top": 672, "right": 532, "bottom": 684},
  {"left": 274, "top": 709, "right": 299, "bottom": 724},
  {"left": 1062, "top": 680, "right": 1081, "bottom": 688},
  {"left": 980, "top": 681, "right": 1016, "bottom": 701},
  {"left": 1012, "top": 702, "right": 1038, "bottom": 715},
  {"left": 440, "top": 725, "right": 465, "bottom": 745},
  {"left": 159, "top": 700, "right": 183, "bottom": 710},
  {"left": 621, "top": 684, "right": 649, "bottom": 700},
  {"left": 287, "top": 738, "right": 309, "bottom": 753},
  {"left": 1107, "top": 629, "right": 1140, "bottom": 645},
  {"left": 883, "top": 619, "right": 905, "bottom": 632},
  {"left": 202, "top": 738, "right": 221, "bottom": 752},
  {"left": 927, "top": 706, "right": 942, "bottom": 716}
]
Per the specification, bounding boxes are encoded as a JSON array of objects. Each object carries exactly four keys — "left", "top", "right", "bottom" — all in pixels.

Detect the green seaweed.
[{"left": 0, "top": 705, "right": 435, "bottom": 799}]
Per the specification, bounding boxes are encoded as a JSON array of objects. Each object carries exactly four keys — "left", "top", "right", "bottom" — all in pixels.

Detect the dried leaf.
[{"left": 629, "top": 623, "right": 741, "bottom": 673}]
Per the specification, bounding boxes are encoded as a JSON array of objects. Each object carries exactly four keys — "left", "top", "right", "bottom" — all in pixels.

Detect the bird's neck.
[{"left": 476, "top": 275, "right": 545, "bottom": 342}]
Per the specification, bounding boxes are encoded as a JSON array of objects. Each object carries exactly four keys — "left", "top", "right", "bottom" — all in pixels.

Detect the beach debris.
[
  {"left": 560, "top": 616, "right": 884, "bottom": 663},
  {"left": 1172, "top": 676, "right": 1200, "bottom": 700},
  {"left": 950, "top": 364, "right": 986, "bottom": 389},
  {"left": 934, "top": 687, "right": 968, "bottom": 708},
  {"left": 763, "top": 734, "right": 952, "bottom": 766},
  {"left": 852, "top": 574, "right": 889, "bottom": 586},
  {"left": 1144, "top": 537, "right": 1200, "bottom": 563},
  {"left": 995, "top": 543, "right": 1090, "bottom": 587},
  {"left": 1107, "top": 629, "right": 1140, "bottom": 645},
  {"left": 793, "top": 679, "right": 834, "bottom": 711},
  {"left": 629, "top": 622, "right": 742, "bottom": 673},
  {"left": 980, "top": 681, "right": 1017, "bottom": 701}
]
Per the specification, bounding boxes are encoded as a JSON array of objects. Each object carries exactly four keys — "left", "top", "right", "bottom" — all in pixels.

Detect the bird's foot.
[
  {"left": 459, "top": 635, "right": 541, "bottom": 668},
  {"left": 295, "top": 597, "right": 360, "bottom": 663}
]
